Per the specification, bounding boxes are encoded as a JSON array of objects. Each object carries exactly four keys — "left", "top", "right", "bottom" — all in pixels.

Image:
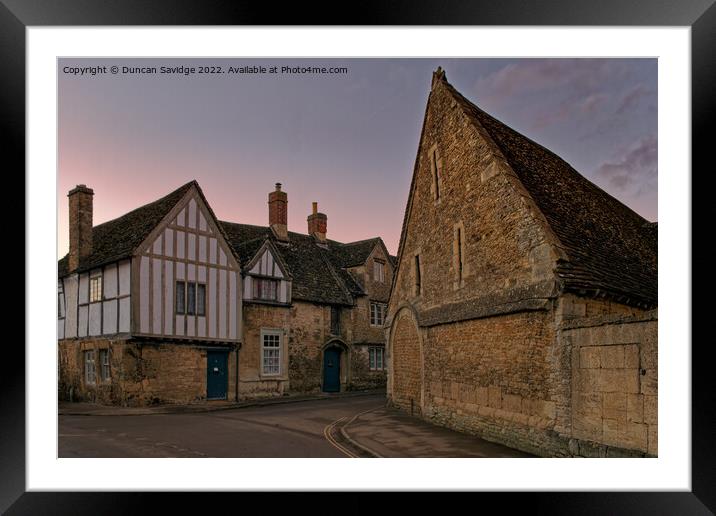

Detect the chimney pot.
[
  {"left": 312, "top": 202, "right": 318, "bottom": 215},
  {"left": 307, "top": 202, "right": 327, "bottom": 242}
]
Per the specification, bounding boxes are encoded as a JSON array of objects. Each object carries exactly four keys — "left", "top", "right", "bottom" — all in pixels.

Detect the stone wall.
[
  {"left": 58, "top": 338, "right": 237, "bottom": 406},
  {"left": 562, "top": 310, "right": 657, "bottom": 456}
]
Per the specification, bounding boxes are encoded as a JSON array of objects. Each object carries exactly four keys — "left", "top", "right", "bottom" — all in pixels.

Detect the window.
[
  {"left": 373, "top": 260, "right": 385, "bottom": 282},
  {"left": 196, "top": 284, "right": 206, "bottom": 316},
  {"left": 457, "top": 226, "right": 463, "bottom": 280},
  {"left": 175, "top": 281, "right": 186, "bottom": 314},
  {"left": 253, "top": 278, "right": 279, "bottom": 301},
  {"left": 176, "top": 281, "right": 206, "bottom": 315},
  {"left": 187, "top": 283, "right": 196, "bottom": 315},
  {"left": 89, "top": 276, "right": 102, "bottom": 302},
  {"left": 370, "top": 302, "right": 387, "bottom": 326},
  {"left": 262, "top": 331, "right": 281, "bottom": 375},
  {"left": 84, "top": 350, "right": 96, "bottom": 384},
  {"left": 414, "top": 254, "right": 422, "bottom": 295},
  {"left": 430, "top": 147, "right": 441, "bottom": 200},
  {"left": 369, "top": 347, "right": 385, "bottom": 371},
  {"left": 331, "top": 306, "right": 341, "bottom": 335},
  {"left": 58, "top": 283, "right": 64, "bottom": 319},
  {"left": 99, "top": 349, "right": 111, "bottom": 381}
]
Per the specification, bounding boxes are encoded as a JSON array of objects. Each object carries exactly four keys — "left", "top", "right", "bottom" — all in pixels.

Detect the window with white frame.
[
  {"left": 373, "top": 260, "right": 385, "bottom": 282},
  {"left": 370, "top": 302, "right": 387, "bottom": 326},
  {"left": 84, "top": 350, "right": 96, "bottom": 384},
  {"left": 99, "top": 349, "right": 111, "bottom": 381},
  {"left": 261, "top": 331, "right": 282, "bottom": 376},
  {"left": 369, "top": 347, "right": 385, "bottom": 371},
  {"left": 89, "top": 275, "right": 102, "bottom": 302}
]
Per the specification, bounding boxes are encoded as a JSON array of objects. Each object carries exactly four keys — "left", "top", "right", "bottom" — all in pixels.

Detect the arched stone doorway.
[
  {"left": 389, "top": 307, "right": 422, "bottom": 414},
  {"left": 321, "top": 340, "right": 349, "bottom": 393}
]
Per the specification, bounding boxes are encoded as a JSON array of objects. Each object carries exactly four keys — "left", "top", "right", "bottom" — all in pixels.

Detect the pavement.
[{"left": 59, "top": 392, "right": 532, "bottom": 458}]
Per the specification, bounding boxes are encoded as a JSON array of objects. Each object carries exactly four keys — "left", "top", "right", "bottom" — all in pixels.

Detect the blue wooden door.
[
  {"left": 323, "top": 347, "right": 341, "bottom": 392},
  {"left": 207, "top": 351, "right": 228, "bottom": 400}
]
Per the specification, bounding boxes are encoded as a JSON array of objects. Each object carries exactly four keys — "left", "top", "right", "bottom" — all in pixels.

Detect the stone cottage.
[
  {"left": 58, "top": 181, "right": 393, "bottom": 405},
  {"left": 386, "top": 68, "right": 658, "bottom": 457}
]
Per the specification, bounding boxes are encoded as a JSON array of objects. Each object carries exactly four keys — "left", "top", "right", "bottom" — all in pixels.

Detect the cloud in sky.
[{"left": 595, "top": 134, "right": 657, "bottom": 193}]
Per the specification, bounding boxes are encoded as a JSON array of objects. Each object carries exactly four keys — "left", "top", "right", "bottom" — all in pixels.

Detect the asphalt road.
[{"left": 59, "top": 395, "right": 385, "bottom": 458}]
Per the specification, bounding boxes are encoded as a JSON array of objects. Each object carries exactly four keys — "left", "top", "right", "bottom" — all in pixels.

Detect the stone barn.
[{"left": 386, "top": 68, "right": 657, "bottom": 457}]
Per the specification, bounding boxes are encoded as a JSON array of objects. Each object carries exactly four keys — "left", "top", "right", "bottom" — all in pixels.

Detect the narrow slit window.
[
  {"left": 414, "top": 254, "right": 422, "bottom": 295},
  {"left": 431, "top": 148, "right": 440, "bottom": 200},
  {"left": 457, "top": 227, "right": 463, "bottom": 280}
]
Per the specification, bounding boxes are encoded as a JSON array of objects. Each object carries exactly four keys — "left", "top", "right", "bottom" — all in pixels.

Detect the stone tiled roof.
[
  {"left": 439, "top": 75, "right": 657, "bottom": 308},
  {"left": 58, "top": 181, "right": 196, "bottom": 277},
  {"left": 220, "top": 222, "right": 381, "bottom": 306}
]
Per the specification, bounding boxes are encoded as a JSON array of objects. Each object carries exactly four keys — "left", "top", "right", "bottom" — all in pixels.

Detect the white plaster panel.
[
  {"left": 199, "top": 235, "right": 207, "bottom": 262},
  {"left": 199, "top": 210, "right": 207, "bottom": 232},
  {"left": 139, "top": 256, "right": 149, "bottom": 333},
  {"left": 164, "top": 228, "right": 174, "bottom": 258},
  {"left": 176, "top": 230, "right": 185, "bottom": 259},
  {"left": 229, "top": 271, "right": 237, "bottom": 339},
  {"left": 57, "top": 320, "right": 65, "bottom": 340},
  {"left": 78, "top": 305, "right": 88, "bottom": 337},
  {"left": 152, "top": 258, "right": 162, "bottom": 334},
  {"left": 103, "top": 300, "right": 117, "bottom": 335},
  {"left": 188, "top": 199, "right": 197, "bottom": 229},
  {"left": 244, "top": 276, "right": 251, "bottom": 299},
  {"left": 175, "top": 315, "right": 185, "bottom": 336},
  {"left": 186, "top": 315, "right": 195, "bottom": 337},
  {"left": 176, "top": 261, "right": 185, "bottom": 280},
  {"left": 118, "top": 260, "right": 131, "bottom": 296},
  {"left": 177, "top": 208, "right": 186, "bottom": 227},
  {"left": 188, "top": 263, "right": 196, "bottom": 282},
  {"left": 198, "top": 265, "right": 207, "bottom": 283},
  {"left": 164, "top": 262, "right": 174, "bottom": 335},
  {"left": 198, "top": 316, "right": 206, "bottom": 338},
  {"left": 103, "top": 263, "right": 118, "bottom": 298},
  {"left": 65, "top": 275, "right": 78, "bottom": 338},
  {"left": 209, "top": 238, "right": 217, "bottom": 264},
  {"left": 78, "top": 273, "right": 89, "bottom": 304},
  {"left": 219, "top": 248, "right": 227, "bottom": 267},
  {"left": 208, "top": 268, "right": 217, "bottom": 339},
  {"left": 219, "top": 269, "right": 227, "bottom": 339},
  {"left": 88, "top": 303, "right": 102, "bottom": 336},
  {"left": 152, "top": 234, "right": 162, "bottom": 255},
  {"left": 119, "top": 296, "right": 131, "bottom": 333},
  {"left": 188, "top": 233, "right": 196, "bottom": 261}
]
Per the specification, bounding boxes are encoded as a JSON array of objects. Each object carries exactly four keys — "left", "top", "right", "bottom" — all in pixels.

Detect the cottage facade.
[
  {"left": 58, "top": 181, "right": 393, "bottom": 405},
  {"left": 386, "top": 69, "right": 658, "bottom": 457}
]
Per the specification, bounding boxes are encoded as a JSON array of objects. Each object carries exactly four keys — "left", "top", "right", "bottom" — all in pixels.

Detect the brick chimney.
[
  {"left": 307, "top": 202, "right": 327, "bottom": 242},
  {"left": 68, "top": 184, "right": 94, "bottom": 272},
  {"left": 268, "top": 183, "right": 288, "bottom": 241}
]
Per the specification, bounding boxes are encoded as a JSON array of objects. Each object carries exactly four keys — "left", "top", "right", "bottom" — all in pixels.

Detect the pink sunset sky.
[{"left": 58, "top": 58, "right": 657, "bottom": 257}]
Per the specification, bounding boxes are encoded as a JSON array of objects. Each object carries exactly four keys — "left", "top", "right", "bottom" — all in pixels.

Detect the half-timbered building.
[{"left": 58, "top": 181, "right": 394, "bottom": 405}]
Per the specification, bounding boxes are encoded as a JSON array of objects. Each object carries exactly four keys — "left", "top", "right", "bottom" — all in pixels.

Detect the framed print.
[{"left": 4, "top": 0, "right": 712, "bottom": 513}]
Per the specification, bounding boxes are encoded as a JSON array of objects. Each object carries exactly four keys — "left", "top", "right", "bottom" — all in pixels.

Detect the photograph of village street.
[{"left": 57, "top": 58, "right": 657, "bottom": 458}]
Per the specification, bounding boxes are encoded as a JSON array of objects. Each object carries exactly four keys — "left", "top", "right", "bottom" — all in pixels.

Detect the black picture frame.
[{"left": 5, "top": 1, "right": 711, "bottom": 513}]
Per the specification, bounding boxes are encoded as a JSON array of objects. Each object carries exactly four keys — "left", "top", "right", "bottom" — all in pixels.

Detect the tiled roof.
[
  {"left": 58, "top": 181, "right": 196, "bottom": 277},
  {"left": 220, "top": 222, "right": 381, "bottom": 305},
  {"left": 439, "top": 75, "right": 657, "bottom": 308}
]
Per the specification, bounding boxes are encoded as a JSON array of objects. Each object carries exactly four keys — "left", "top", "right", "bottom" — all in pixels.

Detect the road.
[{"left": 59, "top": 395, "right": 384, "bottom": 458}]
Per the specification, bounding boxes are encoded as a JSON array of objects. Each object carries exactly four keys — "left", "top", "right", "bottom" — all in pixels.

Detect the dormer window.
[{"left": 253, "top": 278, "right": 279, "bottom": 301}]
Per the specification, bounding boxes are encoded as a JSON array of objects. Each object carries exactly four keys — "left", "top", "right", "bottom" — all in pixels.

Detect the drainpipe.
[{"left": 235, "top": 342, "right": 241, "bottom": 403}]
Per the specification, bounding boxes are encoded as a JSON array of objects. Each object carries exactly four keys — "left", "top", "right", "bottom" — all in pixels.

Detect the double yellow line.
[
  {"left": 323, "top": 415, "right": 358, "bottom": 458},
  {"left": 323, "top": 406, "right": 383, "bottom": 458}
]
